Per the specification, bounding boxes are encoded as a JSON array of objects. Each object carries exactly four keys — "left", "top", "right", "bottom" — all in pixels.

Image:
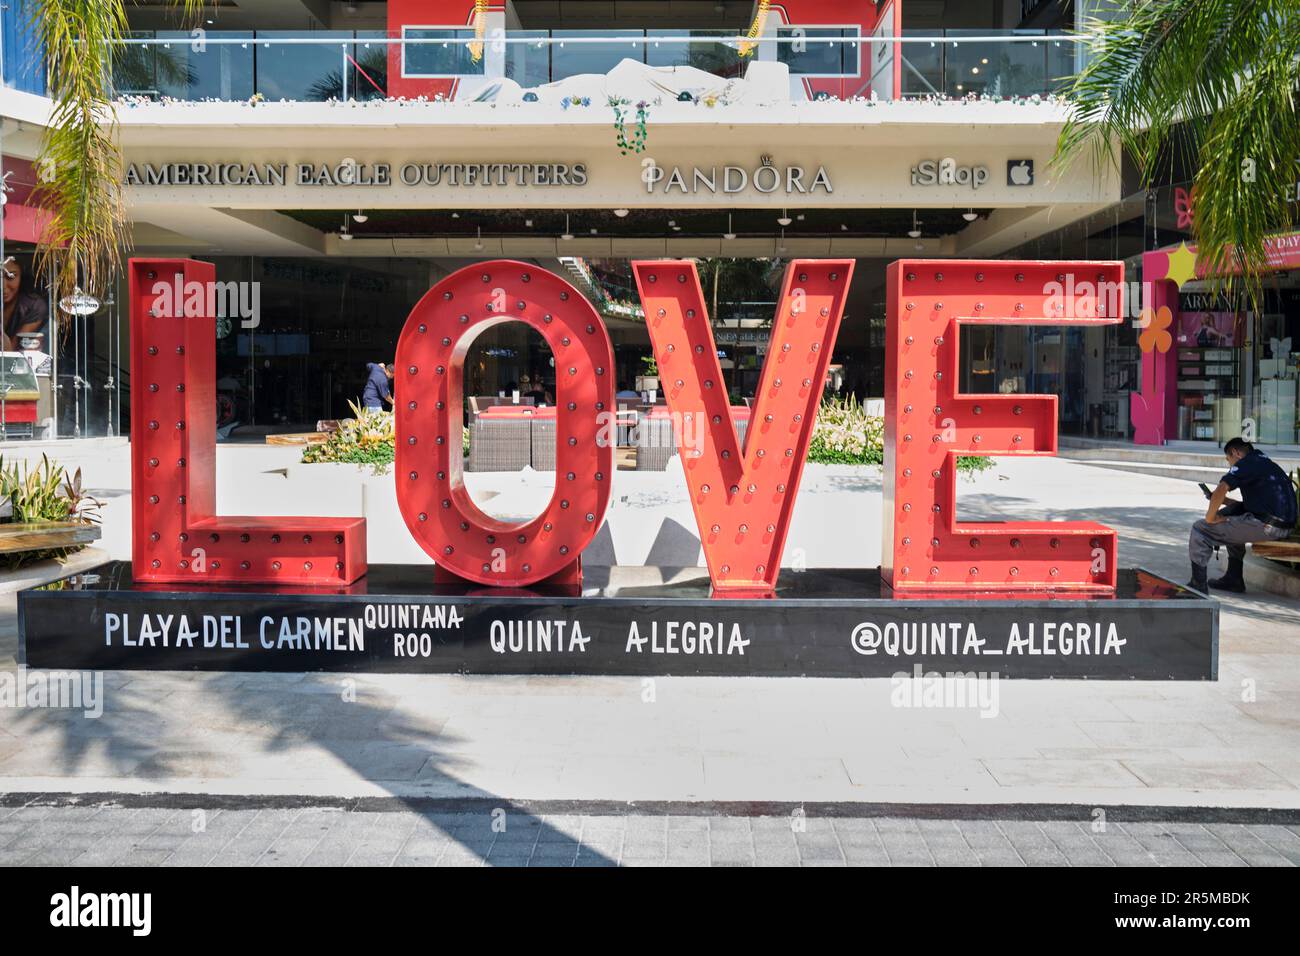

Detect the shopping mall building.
[{"left": 1, "top": 0, "right": 1296, "bottom": 448}]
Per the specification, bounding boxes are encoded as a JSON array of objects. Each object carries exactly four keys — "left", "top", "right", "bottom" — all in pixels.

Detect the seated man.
[{"left": 1188, "top": 437, "right": 1296, "bottom": 593}]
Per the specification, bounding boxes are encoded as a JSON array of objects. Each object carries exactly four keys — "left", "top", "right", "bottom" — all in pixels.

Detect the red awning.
[{"left": 1, "top": 203, "right": 54, "bottom": 245}]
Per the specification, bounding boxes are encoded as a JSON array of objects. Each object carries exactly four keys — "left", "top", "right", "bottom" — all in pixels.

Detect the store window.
[
  {"left": 777, "top": 27, "right": 861, "bottom": 77},
  {"left": 256, "top": 31, "right": 357, "bottom": 101},
  {"left": 550, "top": 30, "right": 644, "bottom": 81},
  {"left": 1173, "top": 282, "right": 1300, "bottom": 446},
  {"left": 958, "top": 324, "right": 1093, "bottom": 435},
  {"left": 1254, "top": 288, "right": 1300, "bottom": 444},
  {"left": 402, "top": 27, "right": 487, "bottom": 78},
  {"left": 1174, "top": 287, "right": 1243, "bottom": 442}
]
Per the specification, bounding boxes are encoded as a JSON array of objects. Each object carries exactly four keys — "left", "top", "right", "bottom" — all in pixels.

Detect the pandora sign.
[{"left": 640, "top": 155, "right": 832, "bottom": 195}]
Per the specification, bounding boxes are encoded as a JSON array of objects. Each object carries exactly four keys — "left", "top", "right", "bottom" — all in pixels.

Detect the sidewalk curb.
[{"left": 5, "top": 791, "right": 1300, "bottom": 824}]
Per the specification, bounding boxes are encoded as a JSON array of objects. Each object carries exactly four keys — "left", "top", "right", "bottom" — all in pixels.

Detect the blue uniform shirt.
[
  {"left": 1221, "top": 449, "right": 1296, "bottom": 525},
  {"left": 361, "top": 363, "right": 391, "bottom": 409}
]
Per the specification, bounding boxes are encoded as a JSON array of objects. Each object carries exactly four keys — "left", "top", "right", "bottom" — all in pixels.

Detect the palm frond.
[
  {"left": 1055, "top": 0, "right": 1300, "bottom": 295},
  {"left": 30, "top": 0, "right": 204, "bottom": 302}
]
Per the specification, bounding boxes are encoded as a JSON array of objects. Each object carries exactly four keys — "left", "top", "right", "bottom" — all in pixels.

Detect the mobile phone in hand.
[{"left": 1199, "top": 482, "right": 1213, "bottom": 500}]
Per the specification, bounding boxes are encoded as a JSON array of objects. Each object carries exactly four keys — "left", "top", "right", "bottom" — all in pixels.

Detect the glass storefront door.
[
  {"left": 207, "top": 256, "right": 430, "bottom": 439},
  {"left": 0, "top": 252, "right": 124, "bottom": 441},
  {"left": 1173, "top": 280, "right": 1300, "bottom": 447},
  {"left": 54, "top": 293, "right": 125, "bottom": 439}
]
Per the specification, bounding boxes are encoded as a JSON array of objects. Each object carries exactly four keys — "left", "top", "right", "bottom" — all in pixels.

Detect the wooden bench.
[
  {"left": 265, "top": 432, "right": 329, "bottom": 446},
  {"left": 1249, "top": 540, "right": 1300, "bottom": 563},
  {"left": 0, "top": 521, "right": 101, "bottom": 555}
]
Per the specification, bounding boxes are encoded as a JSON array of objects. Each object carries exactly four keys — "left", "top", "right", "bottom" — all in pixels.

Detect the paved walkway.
[
  {"left": 1, "top": 445, "right": 1299, "bottom": 811},
  {"left": 4, "top": 802, "right": 1299, "bottom": 867}
]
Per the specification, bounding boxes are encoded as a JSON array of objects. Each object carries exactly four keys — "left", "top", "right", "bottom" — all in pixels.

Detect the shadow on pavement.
[{"left": 0, "top": 603, "right": 612, "bottom": 866}]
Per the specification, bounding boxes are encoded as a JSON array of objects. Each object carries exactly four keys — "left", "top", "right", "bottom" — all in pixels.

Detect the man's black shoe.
[
  {"left": 1209, "top": 556, "right": 1246, "bottom": 593},
  {"left": 1186, "top": 563, "right": 1209, "bottom": 593}
]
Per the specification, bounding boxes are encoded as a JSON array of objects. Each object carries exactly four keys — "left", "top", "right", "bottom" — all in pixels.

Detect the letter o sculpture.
[{"left": 395, "top": 260, "right": 614, "bottom": 586}]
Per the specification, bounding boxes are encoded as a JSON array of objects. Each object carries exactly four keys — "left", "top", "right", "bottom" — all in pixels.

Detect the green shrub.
[
  {"left": 955, "top": 455, "right": 995, "bottom": 475},
  {"left": 0, "top": 454, "right": 103, "bottom": 569},
  {"left": 808, "top": 395, "right": 884, "bottom": 464},
  {"left": 302, "top": 401, "right": 396, "bottom": 468},
  {"left": 807, "top": 396, "right": 994, "bottom": 473}
]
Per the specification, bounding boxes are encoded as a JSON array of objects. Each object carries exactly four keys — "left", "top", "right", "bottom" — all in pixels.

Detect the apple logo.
[{"left": 1008, "top": 160, "right": 1034, "bottom": 186}]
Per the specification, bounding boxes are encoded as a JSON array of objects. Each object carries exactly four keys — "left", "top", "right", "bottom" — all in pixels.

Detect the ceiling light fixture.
[
  {"left": 907, "top": 209, "right": 922, "bottom": 239},
  {"left": 962, "top": 208, "right": 978, "bottom": 222},
  {"left": 777, "top": 208, "right": 792, "bottom": 227},
  {"left": 474, "top": 226, "right": 484, "bottom": 252},
  {"left": 723, "top": 213, "right": 736, "bottom": 241},
  {"left": 560, "top": 214, "right": 574, "bottom": 241},
  {"left": 339, "top": 214, "right": 352, "bottom": 241},
  {"left": 352, "top": 209, "right": 368, "bottom": 224},
  {"left": 613, "top": 208, "right": 629, "bottom": 218}
]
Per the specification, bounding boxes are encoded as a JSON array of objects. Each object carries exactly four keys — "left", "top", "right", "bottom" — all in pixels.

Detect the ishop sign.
[{"left": 910, "top": 158, "right": 990, "bottom": 190}]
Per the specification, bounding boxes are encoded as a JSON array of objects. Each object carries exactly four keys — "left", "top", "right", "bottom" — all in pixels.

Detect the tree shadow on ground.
[{"left": 0, "top": 608, "right": 613, "bottom": 865}]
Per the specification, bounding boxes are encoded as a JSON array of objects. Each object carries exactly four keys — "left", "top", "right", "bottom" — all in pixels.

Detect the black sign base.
[{"left": 19, "top": 563, "right": 1217, "bottom": 680}]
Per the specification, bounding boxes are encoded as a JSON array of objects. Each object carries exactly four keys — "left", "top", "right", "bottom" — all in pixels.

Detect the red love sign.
[
  {"left": 884, "top": 260, "right": 1122, "bottom": 592},
  {"left": 130, "top": 259, "right": 366, "bottom": 586},
  {"left": 633, "top": 258, "right": 853, "bottom": 596},
  {"left": 129, "top": 256, "right": 1121, "bottom": 598},
  {"left": 393, "top": 261, "right": 614, "bottom": 586}
]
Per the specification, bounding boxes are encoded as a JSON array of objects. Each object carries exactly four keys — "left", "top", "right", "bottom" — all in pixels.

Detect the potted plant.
[{"left": 635, "top": 354, "right": 659, "bottom": 394}]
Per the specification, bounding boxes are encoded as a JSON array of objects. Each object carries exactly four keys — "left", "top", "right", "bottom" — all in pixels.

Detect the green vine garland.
[{"left": 609, "top": 97, "right": 650, "bottom": 155}]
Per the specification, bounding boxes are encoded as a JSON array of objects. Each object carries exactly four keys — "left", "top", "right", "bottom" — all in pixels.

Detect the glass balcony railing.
[
  {"left": 899, "top": 30, "right": 1077, "bottom": 99},
  {"left": 2, "top": 30, "right": 1085, "bottom": 105},
  {"left": 1, "top": 2, "right": 46, "bottom": 95}
]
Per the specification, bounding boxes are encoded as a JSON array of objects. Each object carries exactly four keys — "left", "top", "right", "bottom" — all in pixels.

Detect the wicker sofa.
[
  {"left": 466, "top": 405, "right": 547, "bottom": 472},
  {"left": 635, "top": 406, "right": 751, "bottom": 471}
]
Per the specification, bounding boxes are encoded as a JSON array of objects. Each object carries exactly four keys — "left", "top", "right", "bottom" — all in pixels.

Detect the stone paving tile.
[
  {"left": 18, "top": 846, "right": 86, "bottom": 866},
  {"left": 753, "top": 844, "right": 801, "bottom": 866},
  {"left": 2, "top": 807, "right": 1299, "bottom": 866}
]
